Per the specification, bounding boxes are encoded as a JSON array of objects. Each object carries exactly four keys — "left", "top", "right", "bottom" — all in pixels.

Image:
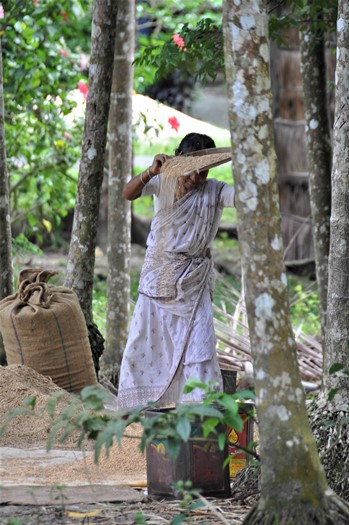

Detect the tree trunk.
[
  {"left": 103, "top": 0, "right": 135, "bottom": 385},
  {"left": 223, "top": 0, "right": 349, "bottom": 522},
  {"left": 0, "top": 38, "right": 13, "bottom": 365},
  {"left": 64, "top": 0, "right": 118, "bottom": 375},
  {"left": 322, "top": 0, "right": 349, "bottom": 408},
  {"left": 299, "top": 10, "right": 332, "bottom": 345}
]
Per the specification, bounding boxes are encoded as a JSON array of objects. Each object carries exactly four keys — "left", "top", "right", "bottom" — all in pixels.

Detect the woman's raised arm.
[{"left": 123, "top": 153, "right": 170, "bottom": 200}]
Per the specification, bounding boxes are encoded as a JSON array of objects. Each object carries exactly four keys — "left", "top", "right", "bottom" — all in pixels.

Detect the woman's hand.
[
  {"left": 149, "top": 154, "right": 171, "bottom": 177},
  {"left": 122, "top": 153, "right": 172, "bottom": 201}
]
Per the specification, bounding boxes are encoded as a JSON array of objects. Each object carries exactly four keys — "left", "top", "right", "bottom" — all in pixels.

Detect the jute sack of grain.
[{"left": 0, "top": 268, "right": 97, "bottom": 393}]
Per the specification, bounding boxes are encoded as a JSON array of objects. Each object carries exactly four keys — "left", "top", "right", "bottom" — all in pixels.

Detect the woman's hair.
[{"left": 175, "top": 133, "right": 216, "bottom": 156}]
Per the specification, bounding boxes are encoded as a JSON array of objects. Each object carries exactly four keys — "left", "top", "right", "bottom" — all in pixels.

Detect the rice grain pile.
[
  {"left": 0, "top": 364, "right": 81, "bottom": 448},
  {"left": 0, "top": 365, "right": 146, "bottom": 485}
]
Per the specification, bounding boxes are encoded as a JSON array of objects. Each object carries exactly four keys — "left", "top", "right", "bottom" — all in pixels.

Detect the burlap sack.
[{"left": 0, "top": 268, "right": 97, "bottom": 393}]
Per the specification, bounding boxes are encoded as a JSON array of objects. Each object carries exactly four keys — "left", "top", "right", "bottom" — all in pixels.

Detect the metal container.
[{"left": 146, "top": 408, "right": 231, "bottom": 499}]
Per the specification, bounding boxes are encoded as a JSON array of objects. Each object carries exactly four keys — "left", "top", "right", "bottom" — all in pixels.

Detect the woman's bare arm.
[{"left": 123, "top": 154, "right": 170, "bottom": 201}]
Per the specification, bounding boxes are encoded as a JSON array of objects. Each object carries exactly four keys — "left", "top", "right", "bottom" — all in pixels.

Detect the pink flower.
[
  {"left": 59, "top": 49, "right": 69, "bottom": 57},
  {"left": 172, "top": 34, "right": 186, "bottom": 51},
  {"left": 80, "top": 53, "right": 88, "bottom": 71},
  {"left": 64, "top": 132, "right": 72, "bottom": 140},
  {"left": 32, "top": 0, "right": 39, "bottom": 6},
  {"left": 168, "top": 116, "right": 180, "bottom": 133},
  {"left": 78, "top": 80, "right": 88, "bottom": 100},
  {"left": 0, "top": 4, "right": 4, "bottom": 18},
  {"left": 173, "top": 34, "right": 185, "bottom": 48}
]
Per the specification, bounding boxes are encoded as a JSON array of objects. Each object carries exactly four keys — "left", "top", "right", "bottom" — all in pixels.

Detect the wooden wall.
[{"left": 271, "top": 28, "right": 335, "bottom": 265}]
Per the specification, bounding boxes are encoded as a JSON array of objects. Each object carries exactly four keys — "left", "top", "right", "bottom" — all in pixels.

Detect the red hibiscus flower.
[{"left": 168, "top": 116, "right": 180, "bottom": 133}]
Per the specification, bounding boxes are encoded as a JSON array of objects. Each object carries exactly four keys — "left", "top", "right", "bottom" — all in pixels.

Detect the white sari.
[{"left": 117, "top": 177, "right": 235, "bottom": 409}]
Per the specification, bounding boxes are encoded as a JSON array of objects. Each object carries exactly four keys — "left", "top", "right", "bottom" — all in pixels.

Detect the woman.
[{"left": 117, "top": 133, "right": 235, "bottom": 409}]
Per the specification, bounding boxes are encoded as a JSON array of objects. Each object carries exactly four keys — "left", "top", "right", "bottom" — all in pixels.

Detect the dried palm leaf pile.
[{"left": 212, "top": 275, "right": 322, "bottom": 384}]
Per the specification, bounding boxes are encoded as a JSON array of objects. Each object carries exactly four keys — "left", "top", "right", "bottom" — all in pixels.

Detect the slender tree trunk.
[
  {"left": 0, "top": 38, "right": 13, "bottom": 365},
  {"left": 64, "top": 0, "right": 117, "bottom": 376},
  {"left": 103, "top": 0, "right": 135, "bottom": 385},
  {"left": 322, "top": 0, "right": 349, "bottom": 408},
  {"left": 223, "top": 0, "right": 349, "bottom": 522},
  {"left": 299, "top": 11, "right": 332, "bottom": 346}
]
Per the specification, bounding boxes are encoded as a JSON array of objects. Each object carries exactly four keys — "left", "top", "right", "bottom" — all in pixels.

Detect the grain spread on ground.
[{"left": 0, "top": 365, "right": 146, "bottom": 485}]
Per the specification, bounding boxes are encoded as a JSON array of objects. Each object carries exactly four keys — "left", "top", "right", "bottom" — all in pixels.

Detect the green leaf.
[
  {"left": 188, "top": 405, "right": 223, "bottom": 419},
  {"left": 167, "top": 437, "right": 182, "bottom": 460},
  {"left": 328, "top": 388, "right": 338, "bottom": 402},
  {"left": 188, "top": 500, "right": 206, "bottom": 511},
  {"left": 183, "top": 377, "right": 206, "bottom": 394},
  {"left": 322, "top": 420, "right": 335, "bottom": 427},
  {"left": 225, "top": 414, "right": 244, "bottom": 433},
  {"left": 218, "top": 395, "right": 239, "bottom": 415},
  {"left": 218, "top": 432, "right": 226, "bottom": 451},
  {"left": 329, "top": 363, "right": 345, "bottom": 375},
  {"left": 171, "top": 514, "right": 186, "bottom": 525},
  {"left": 176, "top": 417, "right": 191, "bottom": 441},
  {"left": 202, "top": 418, "right": 219, "bottom": 438}
]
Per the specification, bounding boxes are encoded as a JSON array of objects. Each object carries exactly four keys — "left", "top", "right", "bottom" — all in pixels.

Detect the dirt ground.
[{"left": 0, "top": 495, "right": 253, "bottom": 525}]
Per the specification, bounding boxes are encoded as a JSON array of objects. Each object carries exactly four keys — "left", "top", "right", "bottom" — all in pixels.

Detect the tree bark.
[
  {"left": 223, "top": 0, "right": 349, "bottom": 522},
  {"left": 0, "top": 38, "right": 13, "bottom": 365},
  {"left": 322, "top": 0, "right": 349, "bottom": 408},
  {"left": 299, "top": 10, "right": 332, "bottom": 345},
  {"left": 64, "top": 0, "right": 118, "bottom": 376},
  {"left": 103, "top": 0, "right": 135, "bottom": 385}
]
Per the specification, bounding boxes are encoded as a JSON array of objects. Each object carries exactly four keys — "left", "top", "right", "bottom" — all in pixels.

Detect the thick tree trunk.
[
  {"left": 299, "top": 12, "right": 332, "bottom": 345},
  {"left": 322, "top": 0, "right": 349, "bottom": 408},
  {"left": 223, "top": 0, "right": 349, "bottom": 522},
  {"left": 103, "top": 0, "right": 135, "bottom": 385},
  {"left": 0, "top": 38, "right": 13, "bottom": 365},
  {"left": 64, "top": 0, "right": 118, "bottom": 376}
]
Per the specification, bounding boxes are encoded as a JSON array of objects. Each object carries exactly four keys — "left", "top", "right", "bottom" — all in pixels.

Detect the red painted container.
[{"left": 146, "top": 408, "right": 231, "bottom": 499}]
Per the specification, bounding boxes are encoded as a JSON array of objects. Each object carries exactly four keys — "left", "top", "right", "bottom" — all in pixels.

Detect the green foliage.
[
  {"left": 288, "top": 279, "right": 320, "bottom": 335},
  {"left": 268, "top": 0, "right": 337, "bottom": 45},
  {"left": 92, "top": 277, "right": 108, "bottom": 336},
  {"left": 135, "top": 0, "right": 223, "bottom": 91},
  {"left": 12, "top": 233, "right": 43, "bottom": 257},
  {"left": 2, "top": 0, "right": 92, "bottom": 242},
  {"left": 135, "top": 18, "right": 224, "bottom": 89},
  {"left": 136, "top": 0, "right": 337, "bottom": 91}
]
